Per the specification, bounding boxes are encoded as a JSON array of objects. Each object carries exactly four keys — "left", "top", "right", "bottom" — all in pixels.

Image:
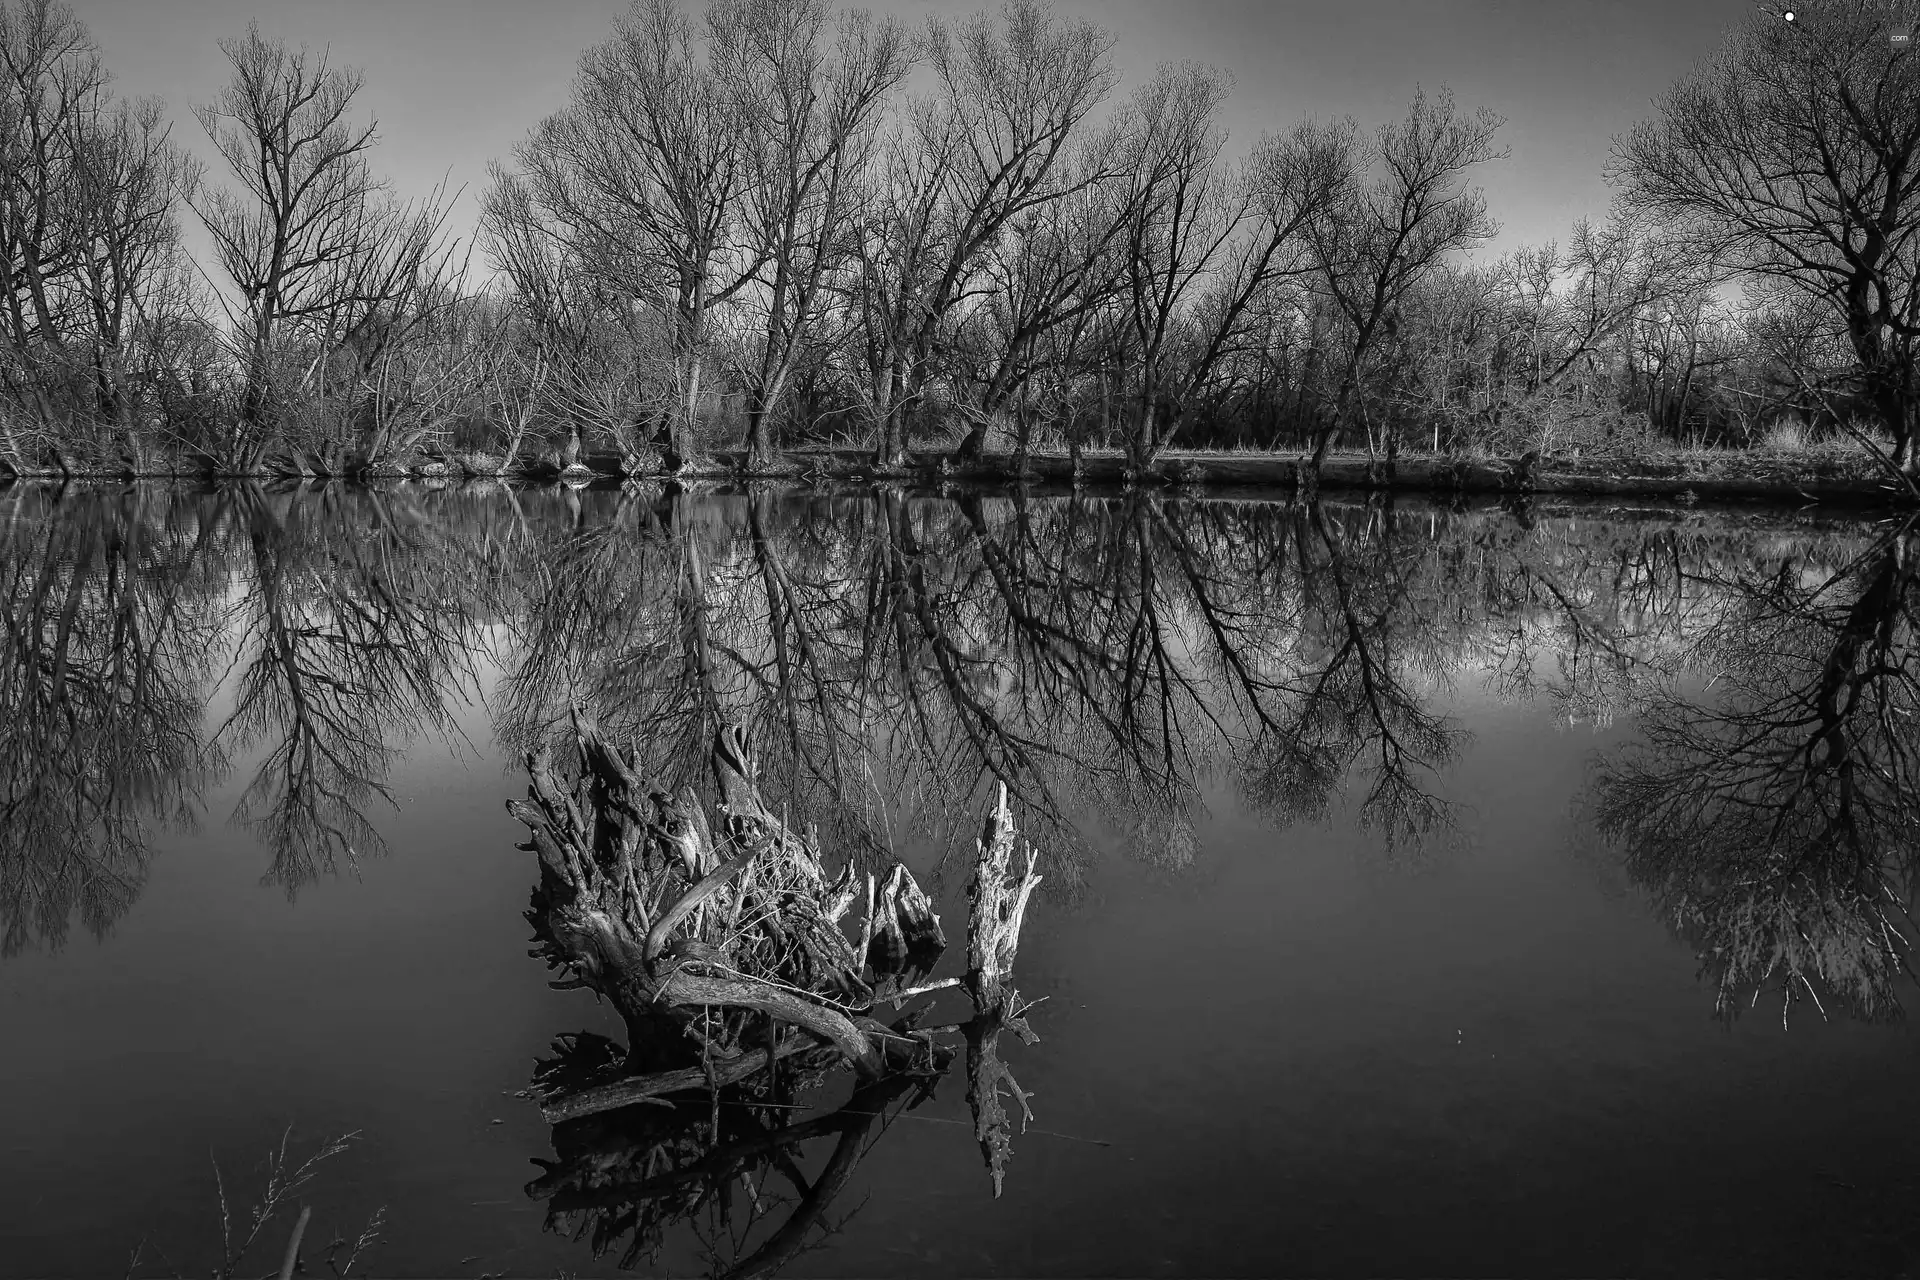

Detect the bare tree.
[
  {"left": 62, "top": 96, "right": 199, "bottom": 456},
  {"left": 191, "top": 23, "right": 455, "bottom": 468},
  {"left": 945, "top": 129, "right": 1132, "bottom": 465},
  {"left": 0, "top": 1, "right": 100, "bottom": 451},
  {"left": 1114, "top": 62, "right": 1236, "bottom": 462},
  {"left": 714, "top": 0, "right": 912, "bottom": 467},
  {"left": 0, "top": 2, "right": 199, "bottom": 470},
  {"left": 506, "top": 0, "right": 760, "bottom": 463},
  {"left": 0, "top": 0, "right": 101, "bottom": 435},
  {"left": 1612, "top": 0, "right": 1920, "bottom": 474},
  {"left": 850, "top": 0, "right": 1117, "bottom": 468},
  {"left": 1305, "top": 86, "right": 1504, "bottom": 473},
  {"left": 1121, "top": 111, "right": 1351, "bottom": 463},
  {"left": 480, "top": 166, "right": 634, "bottom": 467}
]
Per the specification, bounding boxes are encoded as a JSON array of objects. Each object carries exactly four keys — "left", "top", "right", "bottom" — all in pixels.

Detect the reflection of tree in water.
[
  {"left": 25, "top": 475, "right": 1898, "bottom": 1026},
  {"left": 499, "top": 488, "right": 1472, "bottom": 879},
  {"left": 500, "top": 487, "right": 1032, "bottom": 872},
  {"left": 216, "top": 485, "right": 500, "bottom": 891},
  {"left": 0, "top": 488, "right": 224, "bottom": 954},
  {"left": 1590, "top": 525, "right": 1920, "bottom": 1023},
  {"left": 1233, "top": 504, "right": 1465, "bottom": 858},
  {"left": 0, "top": 483, "right": 504, "bottom": 952},
  {"left": 1471, "top": 520, "right": 1785, "bottom": 732}
]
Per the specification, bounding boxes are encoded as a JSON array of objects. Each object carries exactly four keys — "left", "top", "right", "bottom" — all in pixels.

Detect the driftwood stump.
[
  {"left": 512, "top": 722, "right": 1038, "bottom": 1100},
  {"left": 510, "top": 717, "right": 943, "bottom": 1076},
  {"left": 511, "top": 721, "right": 1051, "bottom": 1268}
]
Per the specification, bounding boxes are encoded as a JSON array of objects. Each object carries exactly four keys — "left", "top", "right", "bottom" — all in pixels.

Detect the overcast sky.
[{"left": 66, "top": 0, "right": 1756, "bottom": 259}]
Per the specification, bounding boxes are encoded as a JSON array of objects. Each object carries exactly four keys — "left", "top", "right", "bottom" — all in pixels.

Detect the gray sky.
[{"left": 67, "top": 0, "right": 1756, "bottom": 260}]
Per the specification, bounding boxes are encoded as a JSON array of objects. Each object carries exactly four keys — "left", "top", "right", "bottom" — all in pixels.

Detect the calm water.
[{"left": 2, "top": 483, "right": 1917, "bottom": 1278}]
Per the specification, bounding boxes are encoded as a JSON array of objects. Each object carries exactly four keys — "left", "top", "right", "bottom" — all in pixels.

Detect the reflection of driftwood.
[
  {"left": 515, "top": 725, "right": 1050, "bottom": 1271},
  {"left": 527, "top": 1041, "right": 945, "bottom": 1274},
  {"left": 539, "top": 1035, "right": 819, "bottom": 1125}
]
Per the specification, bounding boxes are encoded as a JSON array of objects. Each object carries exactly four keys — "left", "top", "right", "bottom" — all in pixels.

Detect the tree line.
[{"left": 1, "top": 0, "right": 1914, "bottom": 477}]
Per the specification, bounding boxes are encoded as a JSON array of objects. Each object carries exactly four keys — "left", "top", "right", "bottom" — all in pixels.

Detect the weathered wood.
[
  {"left": 867, "top": 860, "right": 948, "bottom": 977},
  {"left": 539, "top": 1036, "right": 821, "bottom": 1125},
  {"left": 517, "top": 722, "right": 1050, "bottom": 1210},
  {"left": 963, "top": 781, "right": 1045, "bottom": 1196},
  {"left": 654, "top": 971, "right": 881, "bottom": 1074},
  {"left": 643, "top": 846, "right": 759, "bottom": 964},
  {"left": 967, "top": 782, "right": 1043, "bottom": 1018},
  {"left": 513, "top": 717, "right": 949, "bottom": 1077}
]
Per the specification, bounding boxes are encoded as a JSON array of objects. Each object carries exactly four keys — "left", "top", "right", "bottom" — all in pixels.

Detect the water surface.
[{"left": 2, "top": 483, "right": 1916, "bottom": 1277}]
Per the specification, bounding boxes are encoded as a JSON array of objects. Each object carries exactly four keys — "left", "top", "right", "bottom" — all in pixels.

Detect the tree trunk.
[
  {"left": 1127, "top": 399, "right": 1157, "bottom": 470},
  {"left": 1872, "top": 379, "right": 1918, "bottom": 478},
  {"left": 872, "top": 352, "right": 908, "bottom": 469},
  {"left": 743, "top": 396, "right": 776, "bottom": 470},
  {"left": 678, "top": 350, "right": 704, "bottom": 463}
]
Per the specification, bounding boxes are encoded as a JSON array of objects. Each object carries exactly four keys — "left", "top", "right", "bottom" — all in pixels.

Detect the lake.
[{"left": 2, "top": 482, "right": 1916, "bottom": 1278}]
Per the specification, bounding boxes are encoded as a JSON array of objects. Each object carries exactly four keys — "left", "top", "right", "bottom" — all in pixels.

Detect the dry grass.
[{"left": 125, "top": 1127, "right": 384, "bottom": 1280}]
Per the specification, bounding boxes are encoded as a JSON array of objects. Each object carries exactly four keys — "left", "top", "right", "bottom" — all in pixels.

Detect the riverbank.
[
  {"left": 2, "top": 445, "right": 1912, "bottom": 508},
  {"left": 802, "top": 445, "right": 1912, "bottom": 508}
]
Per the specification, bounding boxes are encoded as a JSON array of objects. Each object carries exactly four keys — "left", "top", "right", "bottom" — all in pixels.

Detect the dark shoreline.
[{"left": 2, "top": 448, "right": 1912, "bottom": 513}]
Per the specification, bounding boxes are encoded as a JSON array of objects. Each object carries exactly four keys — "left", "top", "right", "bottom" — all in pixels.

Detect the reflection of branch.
[
  {"left": 0, "top": 489, "right": 221, "bottom": 955},
  {"left": 715, "top": 1072, "right": 920, "bottom": 1280},
  {"left": 1237, "top": 504, "right": 1464, "bottom": 853},
  {"left": 528, "top": 1039, "right": 934, "bottom": 1274},
  {"left": 216, "top": 486, "right": 488, "bottom": 893},
  {"left": 1591, "top": 528, "right": 1920, "bottom": 1022},
  {"left": 498, "top": 489, "right": 1476, "bottom": 881},
  {"left": 880, "top": 491, "right": 1071, "bottom": 838}
]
